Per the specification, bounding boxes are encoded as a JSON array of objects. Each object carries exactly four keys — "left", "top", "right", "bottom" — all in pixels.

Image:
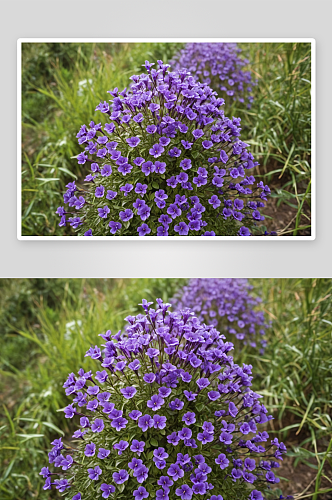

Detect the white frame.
[{"left": 17, "top": 38, "right": 316, "bottom": 240}]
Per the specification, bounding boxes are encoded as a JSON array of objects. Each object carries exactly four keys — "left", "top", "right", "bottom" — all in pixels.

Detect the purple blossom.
[
  {"left": 88, "top": 465, "right": 102, "bottom": 480},
  {"left": 147, "top": 394, "right": 164, "bottom": 411},
  {"left": 113, "top": 469, "right": 129, "bottom": 484},
  {"left": 114, "top": 440, "right": 129, "bottom": 455},
  {"left": 131, "top": 440, "right": 145, "bottom": 454},
  {"left": 111, "top": 417, "right": 128, "bottom": 431},
  {"left": 134, "top": 486, "right": 149, "bottom": 499},
  {"left": 138, "top": 414, "right": 154, "bottom": 432},
  {"left": 98, "top": 448, "right": 110, "bottom": 459},
  {"left": 91, "top": 419, "right": 104, "bottom": 433},
  {"left": 100, "top": 484, "right": 116, "bottom": 499},
  {"left": 121, "top": 386, "right": 137, "bottom": 399},
  {"left": 126, "top": 137, "right": 141, "bottom": 147},
  {"left": 153, "top": 414, "right": 167, "bottom": 429}
]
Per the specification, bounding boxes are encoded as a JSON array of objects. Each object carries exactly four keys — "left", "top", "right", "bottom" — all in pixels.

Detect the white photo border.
[{"left": 17, "top": 38, "right": 316, "bottom": 241}]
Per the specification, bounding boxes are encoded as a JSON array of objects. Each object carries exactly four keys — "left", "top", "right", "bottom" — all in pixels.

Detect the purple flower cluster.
[
  {"left": 41, "top": 298, "right": 286, "bottom": 500},
  {"left": 56, "top": 60, "right": 270, "bottom": 236},
  {"left": 173, "top": 279, "right": 270, "bottom": 353},
  {"left": 170, "top": 43, "right": 256, "bottom": 109}
]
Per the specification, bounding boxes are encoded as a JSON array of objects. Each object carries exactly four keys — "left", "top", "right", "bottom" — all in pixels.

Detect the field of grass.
[
  {"left": 0, "top": 278, "right": 331, "bottom": 499},
  {"left": 21, "top": 41, "right": 312, "bottom": 236}
]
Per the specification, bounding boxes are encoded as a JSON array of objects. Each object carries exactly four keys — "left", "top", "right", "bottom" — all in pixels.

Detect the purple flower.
[
  {"left": 134, "top": 158, "right": 145, "bottom": 167},
  {"left": 208, "top": 195, "right": 221, "bottom": 209},
  {"left": 106, "top": 189, "right": 118, "bottom": 200},
  {"left": 202, "top": 140, "right": 213, "bottom": 149},
  {"left": 120, "top": 183, "right": 133, "bottom": 196},
  {"left": 182, "top": 412, "right": 196, "bottom": 425},
  {"left": 77, "top": 152, "right": 88, "bottom": 164},
  {"left": 100, "top": 484, "right": 116, "bottom": 499},
  {"left": 141, "top": 161, "right": 155, "bottom": 176},
  {"left": 159, "top": 387, "right": 172, "bottom": 398},
  {"left": 176, "top": 485, "right": 192, "bottom": 500},
  {"left": 95, "top": 370, "right": 108, "bottom": 383},
  {"left": 196, "top": 378, "right": 210, "bottom": 390},
  {"left": 131, "top": 440, "right": 145, "bottom": 454},
  {"left": 146, "top": 125, "right": 157, "bottom": 134},
  {"left": 126, "top": 137, "right": 141, "bottom": 147},
  {"left": 101, "top": 164, "right": 112, "bottom": 177},
  {"left": 134, "top": 486, "right": 149, "bottom": 499},
  {"left": 114, "top": 440, "right": 129, "bottom": 455},
  {"left": 109, "top": 221, "right": 122, "bottom": 234},
  {"left": 143, "top": 373, "right": 156, "bottom": 383},
  {"left": 192, "top": 129, "right": 204, "bottom": 139},
  {"left": 91, "top": 418, "right": 104, "bottom": 433},
  {"left": 219, "top": 431, "right": 233, "bottom": 444},
  {"left": 88, "top": 465, "right": 102, "bottom": 480},
  {"left": 111, "top": 417, "right": 128, "bottom": 431},
  {"left": 228, "top": 402, "right": 238, "bottom": 417},
  {"left": 98, "top": 447, "right": 111, "bottom": 459},
  {"left": 215, "top": 453, "right": 229, "bottom": 469},
  {"left": 167, "top": 464, "right": 184, "bottom": 481},
  {"left": 169, "top": 147, "right": 181, "bottom": 158},
  {"left": 155, "top": 161, "right": 166, "bottom": 174},
  {"left": 239, "top": 226, "right": 251, "bottom": 236},
  {"left": 147, "top": 394, "right": 164, "bottom": 411},
  {"left": 156, "top": 489, "right": 169, "bottom": 500},
  {"left": 84, "top": 443, "right": 96, "bottom": 457},
  {"left": 98, "top": 206, "right": 110, "bottom": 219},
  {"left": 138, "top": 414, "right": 154, "bottom": 432},
  {"left": 134, "top": 465, "right": 149, "bottom": 483},
  {"left": 153, "top": 414, "right": 167, "bottom": 429},
  {"left": 95, "top": 185, "right": 105, "bottom": 198},
  {"left": 167, "top": 432, "right": 180, "bottom": 445},
  {"left": 149, "top": 143, "right": 164, "bottom": 158},
  {"left": 121, "top": 386, "right": 137, "bottom": 399},
  {"left": 167, "top": 204, "right": 181, "bottom": 219},
  {"left": 250, "top": 491, "right": 263, "bottom": 500},
  {"left": 178, "top": 427, "right": 192, "bottom": 440},
  {"left": 220, "top": 150, "right": 228, "bottom": 163},
  {"left": 138, "top": 223, "right": 151, "bottom": 236},
  {"left": 112, "top": 469, "right": 129, "bottom": 484},
  {"left": 183, "top": 390, "right": 197, "bottom": 401},
  {"left": 169, "top": 399, "right": 184, "bottom": 410},
  {"left": 208, "top": 390, "right": 220, "bottom": 401},
  {"left": 158, "top": 476, "right": 173, "bottom": 490},
  {"left": 129, "top": 410, "right": 142, "bottom": 420},
  {"left": 64, "top": 404, "right": 76, "bottom": 418},
  {"left": 119, "top": 209, "right": 133, "bottom": 222}
]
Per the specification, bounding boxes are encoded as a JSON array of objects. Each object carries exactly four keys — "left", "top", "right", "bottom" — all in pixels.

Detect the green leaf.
[
  {"left": 117, "top": 483, "right": 126, "bottom": 493},
  {"left": 152, "top": 182, "right": 159, "bottom": 189},
  {"left": 150, "top": 438, "right": 159, "bottom": 447}
]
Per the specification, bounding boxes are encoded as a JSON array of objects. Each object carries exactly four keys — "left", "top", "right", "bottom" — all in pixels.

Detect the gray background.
[{"left": 2, "top": 0, "right": 330, "bottom": 277}]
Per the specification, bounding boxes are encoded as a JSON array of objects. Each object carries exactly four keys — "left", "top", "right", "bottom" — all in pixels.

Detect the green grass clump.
[{"left": 237, "top": 43, "right": 312, "bottom": 235}]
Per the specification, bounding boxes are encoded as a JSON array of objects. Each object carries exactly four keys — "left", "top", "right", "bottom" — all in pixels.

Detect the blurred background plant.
[
  {"left": 0, "top": 278, "right": 331, "bottom": 499},
  {"left": 21, "top": 41, "right": 311, "bottom": 237}
]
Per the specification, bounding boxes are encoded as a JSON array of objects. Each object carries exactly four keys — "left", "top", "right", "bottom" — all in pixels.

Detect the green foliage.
[{"left": 236, "top": 43, "right": 311, "bottom": 235}]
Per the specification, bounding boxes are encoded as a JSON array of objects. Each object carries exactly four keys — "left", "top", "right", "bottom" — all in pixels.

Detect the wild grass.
[{"left": 236, "top": 43, "right": 312, "bottom": 235}]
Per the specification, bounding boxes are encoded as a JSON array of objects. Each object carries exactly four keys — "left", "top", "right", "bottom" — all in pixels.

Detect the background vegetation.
[
  {"left": 21, "top": 41, "right": 311, "bottom": 236},
  {"left": 0, "top": 278, "right": 330, "bottom": 499}
]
